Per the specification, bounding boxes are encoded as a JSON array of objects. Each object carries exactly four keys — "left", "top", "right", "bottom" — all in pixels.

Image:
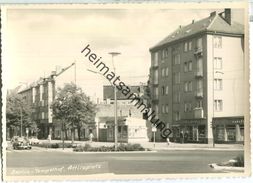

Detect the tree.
[
  {"left": 51, "top": 83, "right": 97, "bottom": 143},
  {"left": 6, "top": 91, "right": 38, "bottom": 137}
]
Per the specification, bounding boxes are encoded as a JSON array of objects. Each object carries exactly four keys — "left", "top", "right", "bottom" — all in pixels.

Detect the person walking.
[
  {"left": 89, "top": 132, "right": 94, "bottom": 143},
  {"left": 180, "top": 131, "right": 184, "bottom": 144}
]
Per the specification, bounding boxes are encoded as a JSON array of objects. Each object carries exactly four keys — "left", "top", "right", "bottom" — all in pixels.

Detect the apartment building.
[
  {"left": 149, "top": 9, "right": 245, "bottom": 143},
  {"left": 18, "top": 63, "right": 76, "bottom": 139}
]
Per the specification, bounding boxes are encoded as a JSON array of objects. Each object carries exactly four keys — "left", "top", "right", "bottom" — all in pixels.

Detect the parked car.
[
  {"left": 12, "top": 136, "right": 32, "bottom": 150},
  {"left": 29, "top": 136, "right": 40, "bottom": 145}
]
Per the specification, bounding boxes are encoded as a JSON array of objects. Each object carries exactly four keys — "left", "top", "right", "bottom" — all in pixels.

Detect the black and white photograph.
[{"left": 1, "top": 2, "right": 250, "bottom": 181}]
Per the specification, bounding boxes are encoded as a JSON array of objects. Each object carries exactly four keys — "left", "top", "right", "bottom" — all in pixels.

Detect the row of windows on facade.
[
  {"left": 156, "top": 56, "right": 222, "bottom": 82},
  {"left": 160, "top": 60, "right": 194, "bottom": 78},
  {"left": 157, "top": 100, "right": 223, "bottom": 121},
  {"left": 152, "top": 36, "right": 222, "bottom": 67},
  {"left": 153, "top": 77, "right": 222, "bottom": 98}
]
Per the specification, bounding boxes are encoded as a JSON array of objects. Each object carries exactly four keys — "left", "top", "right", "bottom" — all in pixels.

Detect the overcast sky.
[{"left": 4, "top": 8, "right": 244, "bottom": 100}]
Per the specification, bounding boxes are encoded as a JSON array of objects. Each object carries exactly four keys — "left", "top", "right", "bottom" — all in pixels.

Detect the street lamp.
[
  {"left": 108, "top": 52, "right": 121, "bottom": 151},
  {"left": 212, "top": 70, "right": 224, "bottom": 147},
  {"left": 86, "top": 52, "right": 121, "bottom": 151}
]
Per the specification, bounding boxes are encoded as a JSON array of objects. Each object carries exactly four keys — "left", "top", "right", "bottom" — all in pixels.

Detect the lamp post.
[
  {"left": 212, "top": 70, "right": 224, "bottom": 147},
  {"left": 86, "top": 52, "right": 121, "bottom": 151},
  {"left": 20, "top": 107, "right": 23, "bottom": 137},
  {"left": 108, "top": 52, "right": 121, "bottom": 151}
]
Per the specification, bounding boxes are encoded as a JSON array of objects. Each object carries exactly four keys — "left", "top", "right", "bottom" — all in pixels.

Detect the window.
[
  {"left": 162, "top": 105, "right": 165, "bottom": 114},
  {"left": 184, "top": 61, "right": 192, "bottom": 72},
  {"left": 214, "top": 79, "right": 223, "bottom": 90},
  {"left": 188, "top": 61, "right": 192, "bottom": 71},
  {"left": 165, "top": 105, "right": 169, "bottom": 113},
  {"left": 184, "top": 81, "right": 192, "bottom": 92},
  {"left": 161, "top": 86, "right": 165, "bottom": 95},
  {"left": 174, "top": 111, "right": 180, "bottom": 121},
  {"left": 154, "top": 69, "right": 158, "bottom": 84},
  {"left": 184, "top": 103, "right": 192, "bottom": 112},
  {"left": 154, "top": 87, "right": 159, "bottom": 99},
  {"left": 155, "top": 105, "right": 159, "bottom": 115},
  {"left": 197, "top": 58, "right": 203, "bottom": 72},
  {"left": 153, "top": 52, "right": 159, "bottom": 66},
  {"left": 42, "top": 112, "right": 45, "bottom": 119},
  {"left": 197, "top": 79, "right": 203, "bottom": 92},
  {"left": 161, "top": 68, "right": 165, "bottom": 77},
  {"left": 214, "top": 36, "right": 222, "bottom": 48},
  {"left": 188, "top": 81, "right": 192, "bottom": 91},
  {"left": 163, "top": 48, "right": 168, "bottom": 58},
  {"left": 197, "top": 37, "right": 203, "bottom": 48},
  {"left": 196, "top": 100, "right": 203, "bottom": 108},
  {"left": 214, "top": 100, "right": 223, "bottom": 111},
  {"left": 165, "top": 67, "right": 169, "bottom": 76},
  {"left": 184, "top": 62, "right": 188, "bottom": 72},
  {"left": 184, "top": 82, "right": 188, "bottom": 92},
  {"left": 189, "top": 41, "right": 192, "bottom": 50},
  {"left": 184, "top": 42, "right": 188, "bottom": 52},
  {"left": 214, "top": 57, "right": 222, "bottom": 69},
  {"left": 174, "top": 92, "right": 180, "bottom": 103},
  {"left": 174, "top": 72, "right": 180, "bottom": 84},
  {"left": 165, "top": 86, "right": 169, "bottom": 95},
  {"left": 174, "top": 54, "right": 180, "bottom": 65}
]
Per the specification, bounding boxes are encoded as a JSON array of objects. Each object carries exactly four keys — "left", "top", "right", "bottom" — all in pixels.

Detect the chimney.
[
  {"left": 192, "top": 20, "right": 195, "bottom": 24},
  {"left": 224, "top": 8, "right": 231, "bottom": 25},
  {"left": 210, "top": 11, "right": 216, "bottom": 17}
]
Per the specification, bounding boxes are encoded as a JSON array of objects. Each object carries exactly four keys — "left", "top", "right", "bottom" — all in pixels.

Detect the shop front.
[
  {"left": 213, "top": 117, "right": 244, "bottom": 144},
  {"left": 171, "top": 119, "right": 207, "bottom": 143},
  {"left": 106, "top": 117, "right": 149, "bottom": 143}
]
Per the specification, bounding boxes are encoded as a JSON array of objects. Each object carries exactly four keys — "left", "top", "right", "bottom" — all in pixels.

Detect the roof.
[{"left": 150, "top": 13, "right": 244, "bottom": 51}]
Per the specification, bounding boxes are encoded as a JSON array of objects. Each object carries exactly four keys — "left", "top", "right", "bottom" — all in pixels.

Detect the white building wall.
[
  {"left": 206, "top": 34, "right": 244, "bottom": 135},
  {"left": 207, "top": 35, "right": 244, "bottom": 116}
]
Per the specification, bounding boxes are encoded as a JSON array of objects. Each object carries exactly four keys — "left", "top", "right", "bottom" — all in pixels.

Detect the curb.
[
  {"left": 152, "top": 148, "right": 244, "bottom": 151},
  {"left": 209, "top": 163, "right": 244, "bottom": 171}
]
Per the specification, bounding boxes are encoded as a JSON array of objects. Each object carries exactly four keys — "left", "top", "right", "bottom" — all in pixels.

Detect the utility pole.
[
  {"left": 20, "top": 107, "right": 23, "bottom": 137},
  {"left": 109, "top": 52, "right": 121, "bottom": 151}
]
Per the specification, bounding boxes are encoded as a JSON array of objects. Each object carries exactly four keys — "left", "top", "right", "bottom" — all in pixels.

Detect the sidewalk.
[{"left": 36, "top": 140, "right": 244, "bottom": 151}]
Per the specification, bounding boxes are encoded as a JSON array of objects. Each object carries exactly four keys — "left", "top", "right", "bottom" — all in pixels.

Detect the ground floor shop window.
[
  {"left": 198, "top": 125, "right": 205, "bottom": 139},
  {"left": 227, "top": 125, "right": 236, "bottom": 141},
  {"left": 240, "top": 125, "right": 244, "bottom": 141},
  {"left": 108, "top": 128, "right": 113, "bottom": 138},
  {"left": 216, "top": 125, "right": 225, "bottom": 141}
]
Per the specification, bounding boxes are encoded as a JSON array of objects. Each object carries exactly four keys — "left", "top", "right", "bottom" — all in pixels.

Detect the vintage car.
[
  {"left": 29, "top": 136, "right": 40, "bottom": 145},
  {"left": 12, "top": 136, "right": 32, "bottom": 150}
]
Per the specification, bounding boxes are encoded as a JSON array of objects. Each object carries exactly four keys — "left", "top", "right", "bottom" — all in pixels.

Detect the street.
[{"left": 6, "top": 147, "right": 244, "bottom": 175}]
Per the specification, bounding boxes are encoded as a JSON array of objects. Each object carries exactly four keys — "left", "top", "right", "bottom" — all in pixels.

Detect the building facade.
[
  {"left": 149, "top": 9, "right": 245, "bottom": 143},
  {"left": 18, "top": 63, "right": 77, "bottom": 139}
]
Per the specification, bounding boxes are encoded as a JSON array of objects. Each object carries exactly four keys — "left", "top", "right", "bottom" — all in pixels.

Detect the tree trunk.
[
  {"left": 65, "top": 130, "right": 68, "bottom": 140},
  {"left": 71, "top": 128, "right": 74, "bottom": 144},
  {"left": 78, "top": 127, "right": 81, "bottom": 141}
]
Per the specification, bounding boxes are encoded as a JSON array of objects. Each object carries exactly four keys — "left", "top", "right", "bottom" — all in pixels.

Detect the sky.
[{"left": 3, "top": 7, "right": 244, "bottom": 101}]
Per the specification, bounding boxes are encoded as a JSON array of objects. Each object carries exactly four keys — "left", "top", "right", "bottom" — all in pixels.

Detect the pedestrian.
[
  {"left": 166, "top": 137, "right": 170, "bottom": 146},
  {"left": 180, "top": 131, "right": 184, "bottom": 144},
  {"left": 184, "top": 132, "right": 189, "bottom": 143},
  {"left": 89, "top": 132, "right": 94, "bottom": 143}
]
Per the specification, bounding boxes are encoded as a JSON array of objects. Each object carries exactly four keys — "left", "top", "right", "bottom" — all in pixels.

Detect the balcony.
[
  {"left": 195, "top": 70, "right": 203, "bottom": 77},
  {"left": 194, "top": 107, "right": 204, "bottom": 119},
  {"left": 195, "top": 90, "right": 203, "bottom": 98},
  {"left": 194, "top": 47, "right": 203, "bottom": 56}
]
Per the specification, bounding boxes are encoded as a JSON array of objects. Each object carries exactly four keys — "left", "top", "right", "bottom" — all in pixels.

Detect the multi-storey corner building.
[{"left": 149, "top": 9, "right": 245, "bottom": 144}]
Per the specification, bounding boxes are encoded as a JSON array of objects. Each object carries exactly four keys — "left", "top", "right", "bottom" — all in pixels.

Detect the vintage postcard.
[{"left": 0, "top": 1, "right": 251, "bottom": 181}]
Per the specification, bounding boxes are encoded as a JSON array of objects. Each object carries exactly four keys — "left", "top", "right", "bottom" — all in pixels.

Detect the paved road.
[{"left": 6, "top": 148, "right": 243, "bottom": 176}]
